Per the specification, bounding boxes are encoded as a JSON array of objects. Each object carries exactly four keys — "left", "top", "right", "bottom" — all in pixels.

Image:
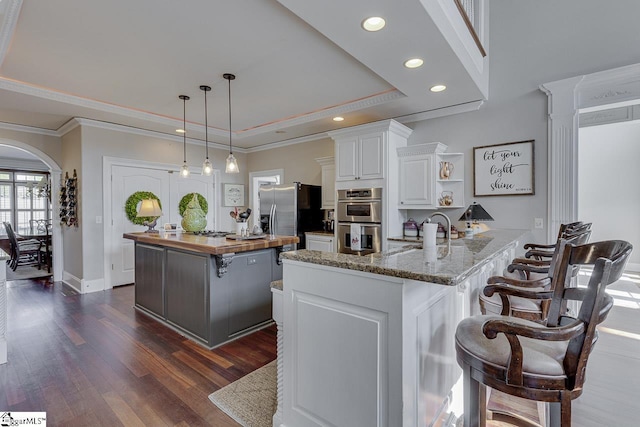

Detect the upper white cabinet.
[
  {"left": 328, "top": 120, "right": 413, "bottom": 248},
  {"left": 316, "top": 156, "right": 335, "bottom": 210},
  {"left": 398, "top": 153, "right": 435, "bottom": 207},
  {"left": 334, "top": 132, "right": 384, "bottom": 182},
  {"left": 397, "top": 143, "right": 464, "bottom": 209}
]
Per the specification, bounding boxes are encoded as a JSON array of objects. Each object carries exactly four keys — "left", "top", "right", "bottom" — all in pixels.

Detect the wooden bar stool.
[{"left": 456, "top": 239, "right": 632, "bottom": 426}]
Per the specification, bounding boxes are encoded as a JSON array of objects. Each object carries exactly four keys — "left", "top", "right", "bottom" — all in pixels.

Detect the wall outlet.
[
  {"left": 534, "top": 218, "right": 543, "bottom": 229},
  {"left": 96, "top": 216, "right": 102, "bottom": 224}
]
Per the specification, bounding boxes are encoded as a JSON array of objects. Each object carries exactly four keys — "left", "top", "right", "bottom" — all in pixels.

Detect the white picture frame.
[
  {"left": 223, "top": 183, "right": 245, "bottom": 206},
  {"left": 473, "top": 140, "right": 535, "bottom": 196}
]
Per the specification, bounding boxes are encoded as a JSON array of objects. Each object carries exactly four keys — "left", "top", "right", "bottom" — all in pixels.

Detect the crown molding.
[
  {"left": 395, "top": 100, "right": 484, "bottom": 124},
  {"left": 245, "top": 132, "right": 331, "bottom": 153},
  {"left": 63, "top": 118, "right": 248, "bottom": 153},
  {"left": 0, "top": 0, "right": 22, "bottom": 68},
  {"left": 397, "top": 142, "right": 448, "bottom": 157},
  {"left": 236, "top": 89, "right": 405, "bottom": 138},
  {"left": 0, "top": 120, "right": 59, "bottom": 137},
  {"left": 0, "top": 77, "right": 184, "bottom": 129}
]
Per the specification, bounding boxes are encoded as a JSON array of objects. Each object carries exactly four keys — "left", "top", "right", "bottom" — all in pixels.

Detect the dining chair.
[
  {"left": 3, "top": 221, "right": 42, "bottom": 271},
  {"left": 456, "top": 239, "right": 633, "bottom": 427}
]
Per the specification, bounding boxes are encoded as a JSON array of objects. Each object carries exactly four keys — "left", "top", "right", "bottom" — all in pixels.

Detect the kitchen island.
[
  {"left": 123, "top": 232, "right": 298, "bottom": 349},
  {"left": 272, "top": 229, "right": 529, "bottom": 427}
]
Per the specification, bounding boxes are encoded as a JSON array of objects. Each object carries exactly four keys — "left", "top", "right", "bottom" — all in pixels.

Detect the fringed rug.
[{"left": 209, "top": 360, "right": 277, "bottom": 427}]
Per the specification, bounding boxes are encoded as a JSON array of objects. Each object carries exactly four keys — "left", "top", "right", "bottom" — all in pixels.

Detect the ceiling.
[{"left": 0, "top": 0, "right": 486, "bottom": 150}]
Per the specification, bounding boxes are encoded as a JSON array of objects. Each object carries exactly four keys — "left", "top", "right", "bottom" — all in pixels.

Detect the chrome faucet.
[{"left": 425, "top": 212, "right": 452, "bottom": 254}]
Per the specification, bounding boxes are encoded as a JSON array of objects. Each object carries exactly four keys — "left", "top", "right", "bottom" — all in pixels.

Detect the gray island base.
[
  {"left": 273, "top": 229, "right": 529, "bottom": 427},
  {"left": 124, "top": 232, "right": 298, "bottom": 349}
]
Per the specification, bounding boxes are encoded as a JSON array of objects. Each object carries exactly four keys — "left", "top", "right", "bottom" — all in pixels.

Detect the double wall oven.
[{"left": 337, "top": 188, "right": 382, "bottom": 255}]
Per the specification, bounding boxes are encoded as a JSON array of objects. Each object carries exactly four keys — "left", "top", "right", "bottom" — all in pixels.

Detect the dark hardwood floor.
[
  {"left": 2, "top": 270, "right": 639, "bottom": 426},
  {"left": 0, "top": 278, "right": 275, "bottom": 426}
]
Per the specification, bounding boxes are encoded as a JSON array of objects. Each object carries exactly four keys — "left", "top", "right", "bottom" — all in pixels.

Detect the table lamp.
[
  {"left": 459, "top": 202, "right": 494, "bottom": 236},
  {"left": 137, "top": 199, "right": 162, "bottom": 233}
]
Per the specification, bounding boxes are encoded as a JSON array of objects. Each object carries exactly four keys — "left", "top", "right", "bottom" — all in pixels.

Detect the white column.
[
  {"left": 539, "top": 76, "right": 583, "bottom": 243},
  {"left": 0, "top": 253, "right": 7, "bottom": 364}
]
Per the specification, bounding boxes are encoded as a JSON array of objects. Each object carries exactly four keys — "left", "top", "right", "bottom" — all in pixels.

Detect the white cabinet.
[
  {"left": 316, "top": 156, "right": 335, "bottom": 210},
  {"left": 335, "top": 132, "right": 383, "bottom": 182},
  {"left": 397, "top": 143, "right": 464, "bottom": 209},
  {"left": 305, "top": 233, "right": 335, "bottom": 252},
  {"left": 328, "top": 120, "right": 414, "bottom": 249},
  {"left": 398, "top": 153, "right": 435, "bottom": 207}
]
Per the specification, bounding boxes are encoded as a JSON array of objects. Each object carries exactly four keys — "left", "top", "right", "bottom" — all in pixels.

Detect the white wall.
[
  {"left": 406, "top": 0, "right": 640, "bottom": 243},
  {"left": 579, "top": 120, "right": 640, "bottom": 268}
]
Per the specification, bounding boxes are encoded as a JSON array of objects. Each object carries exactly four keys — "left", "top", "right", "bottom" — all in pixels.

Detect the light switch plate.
[{"left": 534, "top": 218, "right": 543, "bottom": 229}]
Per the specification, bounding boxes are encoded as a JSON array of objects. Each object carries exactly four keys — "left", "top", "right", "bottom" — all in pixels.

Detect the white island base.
[{"left": 272, "top": 232, "right": 523, "bottom": 427}]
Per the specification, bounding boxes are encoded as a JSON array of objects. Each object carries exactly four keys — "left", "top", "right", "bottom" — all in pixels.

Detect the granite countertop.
[
  {"left": 123, "top": 232, "right": 299, "bottom": 255},
  {"left": 281, "top": 229, "right": 529, "bottom": 286}
]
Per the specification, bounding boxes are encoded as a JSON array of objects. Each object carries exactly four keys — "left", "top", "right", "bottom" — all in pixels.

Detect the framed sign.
[
  {"left": 473, "top": 140, "right": 535, "bottom": 196},
  {"left": 223, "top": 183, "right": 245, "bottom": 206}
]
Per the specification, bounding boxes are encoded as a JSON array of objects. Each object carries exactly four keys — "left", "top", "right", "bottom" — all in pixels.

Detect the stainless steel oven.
[{"left": 337, "top": 188, "right": 382, "bottom": 255}]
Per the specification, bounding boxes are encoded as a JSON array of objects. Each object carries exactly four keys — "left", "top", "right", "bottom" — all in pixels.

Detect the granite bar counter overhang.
[
  {"left": 123, "top": 232, "right": 299, "bottom": 255},
  {"left": 281, "top": 229, "right": 529, "bottom": 285},
  {"left": 274, "top": 229, "right": 529, "bottom": 427}
]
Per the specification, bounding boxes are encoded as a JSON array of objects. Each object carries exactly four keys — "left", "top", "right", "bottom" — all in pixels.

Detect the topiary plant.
[
  {"left": 125, "top": 191, "right": 162, "bottom": 225},
  {"left": 179, "top": 192, "right": 208, "bottom": 217}
]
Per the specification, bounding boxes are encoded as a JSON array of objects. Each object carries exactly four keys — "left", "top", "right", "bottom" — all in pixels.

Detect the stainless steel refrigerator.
[{"left": 259, "top": 183, "right": 323, "bottom": 249}]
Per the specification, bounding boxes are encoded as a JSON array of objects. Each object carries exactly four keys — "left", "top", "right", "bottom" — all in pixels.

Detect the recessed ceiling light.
[
  {"left": 430, "top": 84, "right": 447, "bottom": 92},
  {"left": 176, "top": 129, "right": 186, "bottom": 133},
  {"left": 362, "top": 17, "right": 386, "bottom": 32},
  {"left": 404, "top": 58, "right": 424, "bottom": 69},
  {"left": 333, "top": 116, "right": 345, "bottom": 122}
]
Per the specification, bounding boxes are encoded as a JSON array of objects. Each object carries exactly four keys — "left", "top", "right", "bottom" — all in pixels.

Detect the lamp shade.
[
  {"left": 459, "top": 202, "right": 494, "bottom": 221},
  {"left": 137, "top": 199, "right": 162, "bottom": 217}
]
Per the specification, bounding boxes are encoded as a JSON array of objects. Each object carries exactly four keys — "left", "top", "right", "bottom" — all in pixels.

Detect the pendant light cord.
[
  {"left": 204, "top": 88, "right": 209, "bottom": 159},
  {"left": 183, "top": 99, "right": 186, "bottom": 161},
  {"left": 180, "top": 95, "right": 189, "bottom": 163},
  {"left": 228, "top": 77, "right": 232, "bottom": 155}
]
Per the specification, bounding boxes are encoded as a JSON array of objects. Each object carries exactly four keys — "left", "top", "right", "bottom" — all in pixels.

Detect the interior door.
[{"left": 111, "top": 165, "right": 170, "bottom": 287}]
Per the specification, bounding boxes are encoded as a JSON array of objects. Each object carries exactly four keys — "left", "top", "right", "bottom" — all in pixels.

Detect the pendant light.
[
  {"left": 200, "top": 85, "right": 213, "bottom": 176},
  {"left": 179, "top": 95, "right": 190, "bottom": 177},
  {"left": 224, "top": 73, "right": 239, "bottom": 173}
]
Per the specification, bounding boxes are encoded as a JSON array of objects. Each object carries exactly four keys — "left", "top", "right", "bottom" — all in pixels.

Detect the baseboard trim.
[
  {"left": 82, "top": 277, "right": 105, "bottom": 294},
  {"left": 62, "top": 271, "right": 82, "bottom": 294}
]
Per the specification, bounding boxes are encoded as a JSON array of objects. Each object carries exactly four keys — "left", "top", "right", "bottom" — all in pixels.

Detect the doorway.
[
  {"left": 249, "top": 169, "right": 283, "bottom": 228},
  {"left": 578, "top": 118, "right": 640, "bottom": 271},
  {"left": 0, "top": 142, "right": 62, "bottom": 281}
]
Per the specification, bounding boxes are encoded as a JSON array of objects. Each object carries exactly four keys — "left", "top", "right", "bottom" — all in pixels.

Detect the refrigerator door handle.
[
  {"left": 270, "top": 203, "right": 276, "bottom": 235},
  {"left": 273, "top": 204, "right": 277, "bottom": 236}
]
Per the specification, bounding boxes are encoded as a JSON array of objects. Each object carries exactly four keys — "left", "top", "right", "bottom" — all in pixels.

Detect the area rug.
[
  {"left": 209, "top": 360, "right": 277, "bottom": 427},
  {"left": 6, "top": 265, "right": 52, "bottom": 281}
]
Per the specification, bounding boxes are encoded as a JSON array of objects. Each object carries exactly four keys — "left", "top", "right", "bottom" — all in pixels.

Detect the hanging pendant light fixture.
[
  {"left": 224, "top": 73, "right": 239, "bottom": 173},
  {"left": 200, "top": 85, "right": 213, "bottom": 176},
  {"left": 179, "top": 95, "right": 190, "bottom": 178}
]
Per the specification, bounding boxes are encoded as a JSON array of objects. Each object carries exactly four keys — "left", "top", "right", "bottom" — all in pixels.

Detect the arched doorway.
[{"left": 0, "top": 139, "right": 62, "bottom": 282}]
